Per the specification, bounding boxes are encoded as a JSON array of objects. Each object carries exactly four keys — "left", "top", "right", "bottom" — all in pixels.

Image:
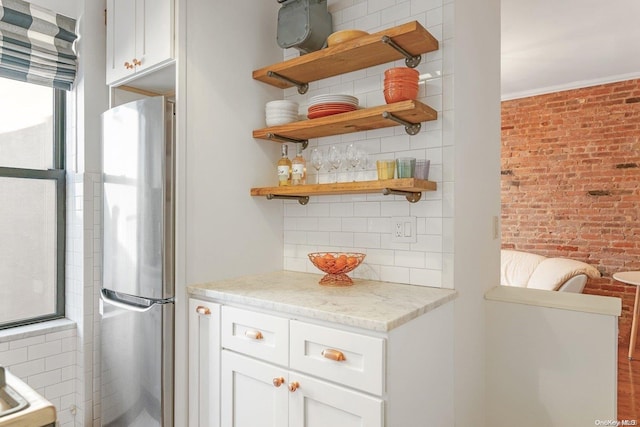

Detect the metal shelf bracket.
[
  {"left": 266, "top": 194, "right": 310, "bottom": 205},
  {"left": 381, "top": 35, "right": 422, "bottom": 68},
  {"left": 266, "top": 133, "right": 309, "bottom": 150},
  {"left": 267, "top": 71, "right": 309, "bottom": 94},
  {"left": 382, "top": 188, "right": 422, "bottom": 203},
  {"left": 381, "top": 111, "right": 421, "bottom": 135}
]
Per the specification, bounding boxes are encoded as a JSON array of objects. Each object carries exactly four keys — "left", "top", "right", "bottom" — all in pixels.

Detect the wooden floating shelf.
[
  {"left": 253, "top": 100, "right": 437, "bottom": 142},
  {"left": 253, "top": 21, "right": 438, "bottom": 89},
  {"left": 251, "top": 178, "right": 437, "bottom": 204}
]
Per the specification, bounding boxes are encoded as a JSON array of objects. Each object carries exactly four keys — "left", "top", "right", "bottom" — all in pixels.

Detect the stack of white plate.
[
  {"left": 307, "top": 94, "right": 359, "bottom": 119},
  {"left": 265, "top": 100, "right": 299, "bottom": 126}
]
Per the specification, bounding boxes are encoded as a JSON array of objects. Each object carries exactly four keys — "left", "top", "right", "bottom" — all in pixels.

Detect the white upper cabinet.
[{"left": 106, "top": 0, "right": 174, "bottom": 87}]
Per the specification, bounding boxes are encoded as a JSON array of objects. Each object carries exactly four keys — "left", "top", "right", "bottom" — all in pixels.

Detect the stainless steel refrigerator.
[{"left": 100, "top": 96, "right": 175, "bottom": 427}]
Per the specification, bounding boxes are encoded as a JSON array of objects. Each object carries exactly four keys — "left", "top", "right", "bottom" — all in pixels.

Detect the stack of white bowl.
[{"left": 265, "top": 100, "right": 299, "bottom": 126}]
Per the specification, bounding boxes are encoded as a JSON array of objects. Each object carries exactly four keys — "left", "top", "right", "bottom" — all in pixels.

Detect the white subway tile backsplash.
[
  {"left": 0, "top": 348, "right": 29, "bottom": 366},
  {"left": 410, "top": 267, "right": 442, "bottom": 287},
  {"left": 354, "top": 202, "right": 380, "bottom": 217},
  {"left": 282, "top": 1, "right": 447, "bottom": 288},
  {"left": 46, "top": 352, "right": 76, "bottom": 371},
  {"left": 307, "top": 231, "right": 332, "bottom": 246},
  {"left": 363, "top": 248, "right": 395, "bottom": 265},
  {"left": 425, "top": 252, "right": 444, "bottom": 270},
  {"left": 342, "top": 217, "right": 367, "bottom": 232},
  {"left": 284, "top": 230, "right": 307, "bottom": 245},
  {"left": 29, "top": 369, "right": 62, "bottom": 389},
  {"left": 29, "top": 340, "right": 62, "bottom": 360},
  {"left": 380, "top": 201, "right": 411, "bottom": 217},
  {"left": 395, "top": 250, "right": 426, "bottom": 268},
  {"left": 380, "top": 2, "right": 411, "bottom": 26},
  {"left": 318, "top": 217, "right": 342, "bottom": 232},
  {"left": 353, "top": 232, "right": 381, "bottom": 248},
  {"left": 45, "top": 379, "right": 74, "bottom": 399},
  {"left": 367, "top": 217, "right": 390, "bottom": 233},
  {"left": 380, "top": 265, "right": 410, "bottom": 283},
  {"left": 9, "top": 335, "right": 45, "bottom": 349},
  {"left": 329, "top": 232, "right": 354, "bottom": 247},
  {"left": 9, "top": 359, "right": 44, "bottom": 379},
  {"left": 329, "top": 202, "right": 354, "bottom": 217}
]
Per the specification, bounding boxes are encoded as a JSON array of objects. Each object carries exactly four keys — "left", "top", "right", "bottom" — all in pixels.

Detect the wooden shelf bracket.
[
  {"left": 382, "top": 188, "right": 422, "bottom": 203},
  {"left": 381, "top": 35, "right": 422, "bottom": 68},
  {"left": 381, "top": 111, "right": 422, "bottom": 135},
  {"left": 267, "top": 71, "right": 309, "bottom": 94},
  {"left": 266, "top": 133, "right": 309, "bottom": 150},
  {"left": 266, "top": 194, "right": 310, "bottom": 205}
]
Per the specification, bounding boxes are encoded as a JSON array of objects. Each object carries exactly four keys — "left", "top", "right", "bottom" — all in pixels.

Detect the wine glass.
[
  {"left": 310, "top": 148, "right": 324, "bottom": 184},
  {"left": 328, "top": 145, "right": 343, "bottom": 183},
  {"left": 359, "top": 149, "right": 370, "bottom": 180},
  {"left": 345, "top": 144, "right": 361, "bottom": 181}
]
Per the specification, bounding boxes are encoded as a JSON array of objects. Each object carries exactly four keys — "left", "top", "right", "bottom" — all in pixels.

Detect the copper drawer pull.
[
  {"left": 132, "top": 58, "right": 141, "bottom": 66},
  {"left": 288, "top": 381, "right": 299, "bottom": 392},
  {"left": 273, "top": 377, "right": 285, "bottom": 388},
  {"left": 245, "top": 330, "right": 264, "bottom": 340},
  {"left": 195, "top": 305, "right": 211, "bottom": 316},
  {"left": 321, "top": 348, "right": 346, "bottom": 361}
]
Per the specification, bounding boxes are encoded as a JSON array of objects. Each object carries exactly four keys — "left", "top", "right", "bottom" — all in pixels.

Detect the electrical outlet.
[{"left": 391, "top": 217, "right": 417, "bottom": 243}]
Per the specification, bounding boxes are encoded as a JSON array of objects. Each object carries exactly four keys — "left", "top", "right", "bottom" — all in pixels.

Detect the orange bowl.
[
  {"left": 308, "top": 252, "right": 366, "bottom": 286},
  {"left": 327, "top": 30, "right": 369, "bottom": 46},
  {"left": 384, "top": 84, "right": 419, "bottom": 103},
  {"left": 384, "top": 67, "right": 419, "bottom": 78}
]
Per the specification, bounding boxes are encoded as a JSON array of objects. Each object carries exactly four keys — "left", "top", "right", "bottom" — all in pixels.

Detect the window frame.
[{"left": 0, "top": 88, "right": 66, "bottom": 329}]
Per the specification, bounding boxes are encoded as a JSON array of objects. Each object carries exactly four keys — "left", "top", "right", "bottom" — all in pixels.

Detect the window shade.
[{"left": 0, "top": 0, "right": 77, "bottom": 90}]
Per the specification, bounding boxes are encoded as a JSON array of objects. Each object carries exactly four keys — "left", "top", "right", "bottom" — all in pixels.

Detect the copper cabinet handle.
[
  {"left": 272, "top": 377, "right": 285, "bottom": 388},
  {"left": 288, "top": 381, "right": 299, "bottom": 392},
  {"left": 124, "top": 61, "right": 133, "bottom": 69},
  {"left": 132, "top": 58, "right": 141, "bottom": 66},
  {"left": 321, "top": 348, "right": 346, "bottom": 362},
  {"left": 195, "top": 305, "right": 211, "bottom": 316},
  {"left": 245, "top": 330, "right": 264, "bottom": 340}
]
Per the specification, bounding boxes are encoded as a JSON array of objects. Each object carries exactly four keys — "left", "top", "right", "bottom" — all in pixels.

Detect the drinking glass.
[
  {"left": 328, "top": 145, "right": 343, "bottom": 183},
  {"left": 345, "top": 144, "right": 361, "bottom": 181},
  {"left": 310, "top": 148, "right": 324, "bottom": 184}
]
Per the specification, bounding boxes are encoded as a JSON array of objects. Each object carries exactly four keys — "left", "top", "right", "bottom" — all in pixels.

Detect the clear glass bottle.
[
  {"left": 291, "top": 144, "right": 306, "bottom": 185},
  {"left": 277, "top": 144, "right": 292, "bottom": 186}
]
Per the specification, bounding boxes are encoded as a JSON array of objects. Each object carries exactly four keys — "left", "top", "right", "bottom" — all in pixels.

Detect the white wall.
[
  {"left": 176, "top": 0, "right": 285, "bottom": 424},
  {"left": 452, "top": 0, "right": 501, "bottom": 424},
  {"left": 486, "top": 287, "right": 619, "bottom": 425}
]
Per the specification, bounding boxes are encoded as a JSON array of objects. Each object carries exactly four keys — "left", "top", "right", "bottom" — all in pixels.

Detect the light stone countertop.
[
  {"left": 187, "top": 270, "right": 457, "bottom": 332},
  {"left": 0, "top": 368, "right": 56, "bottom": 427}
]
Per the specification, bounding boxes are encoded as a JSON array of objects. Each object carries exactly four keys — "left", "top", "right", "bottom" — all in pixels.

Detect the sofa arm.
[
  {"left": 527, "top": 258, "right": 600, "bottom": 292},
  {"left": 556, "top": 274, "right": 588, "bottom": 293}
]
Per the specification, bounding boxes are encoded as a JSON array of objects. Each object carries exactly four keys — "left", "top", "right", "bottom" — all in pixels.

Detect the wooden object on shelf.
[
  {"left": 250, "top": 178, "right": 436, "bottom": 197},
  {"left": 253, "top": 21, "right": 438, "bottom": 89},
  {"left": 253, "top": 100, "right": 436, "bottom": 142}
]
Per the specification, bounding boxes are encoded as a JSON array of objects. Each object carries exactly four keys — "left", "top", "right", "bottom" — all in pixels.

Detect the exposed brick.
[{"left": 502, "top": 78, "right": 640, "bottom": 344}]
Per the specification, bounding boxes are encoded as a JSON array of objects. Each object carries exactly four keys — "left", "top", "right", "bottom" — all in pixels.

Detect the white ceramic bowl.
[{"left": 266, "top": 116, "right": 298, "bottom": 126}]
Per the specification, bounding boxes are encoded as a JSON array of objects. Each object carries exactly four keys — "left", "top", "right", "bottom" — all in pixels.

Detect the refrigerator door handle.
[{"left": 100, "top": 289, "right": 155, "bottom": 313}]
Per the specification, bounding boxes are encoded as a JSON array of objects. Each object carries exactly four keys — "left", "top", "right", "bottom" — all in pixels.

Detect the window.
[{"left": 0, "top": 78, "right": 65, "bottom": 329}]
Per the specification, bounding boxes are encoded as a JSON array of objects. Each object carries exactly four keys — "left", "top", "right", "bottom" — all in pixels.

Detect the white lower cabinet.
[
  {"left": 221, "top": 351, "right": 383, "bottom": 427},
  {"left": 189, "top": 296, "right": 454, "bottom": 426},
  {"left": 188, "top": 298, "right": 221, "bottom": 427}
]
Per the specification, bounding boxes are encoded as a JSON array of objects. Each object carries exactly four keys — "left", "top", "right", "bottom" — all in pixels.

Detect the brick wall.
[{"left": 501, "top": 79, "right": 640, "bottom": 343}]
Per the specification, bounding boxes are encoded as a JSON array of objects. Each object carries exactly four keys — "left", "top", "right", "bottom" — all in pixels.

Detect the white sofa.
[{"left": 500, "top": 249, "right": 601, "bottom": 293}]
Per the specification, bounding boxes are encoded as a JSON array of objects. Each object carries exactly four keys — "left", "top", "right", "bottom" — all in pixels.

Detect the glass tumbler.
[{"left": 396, "top": 157, "right": 416, "bottom": 178}]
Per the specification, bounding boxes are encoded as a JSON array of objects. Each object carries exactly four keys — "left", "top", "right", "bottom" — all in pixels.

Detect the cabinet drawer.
[
  {"left": 221, "top": 306, "right": 289, "bottom": 366},
  {"left": 289, "top": 321, "right": 385, "bottom": 395}
]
